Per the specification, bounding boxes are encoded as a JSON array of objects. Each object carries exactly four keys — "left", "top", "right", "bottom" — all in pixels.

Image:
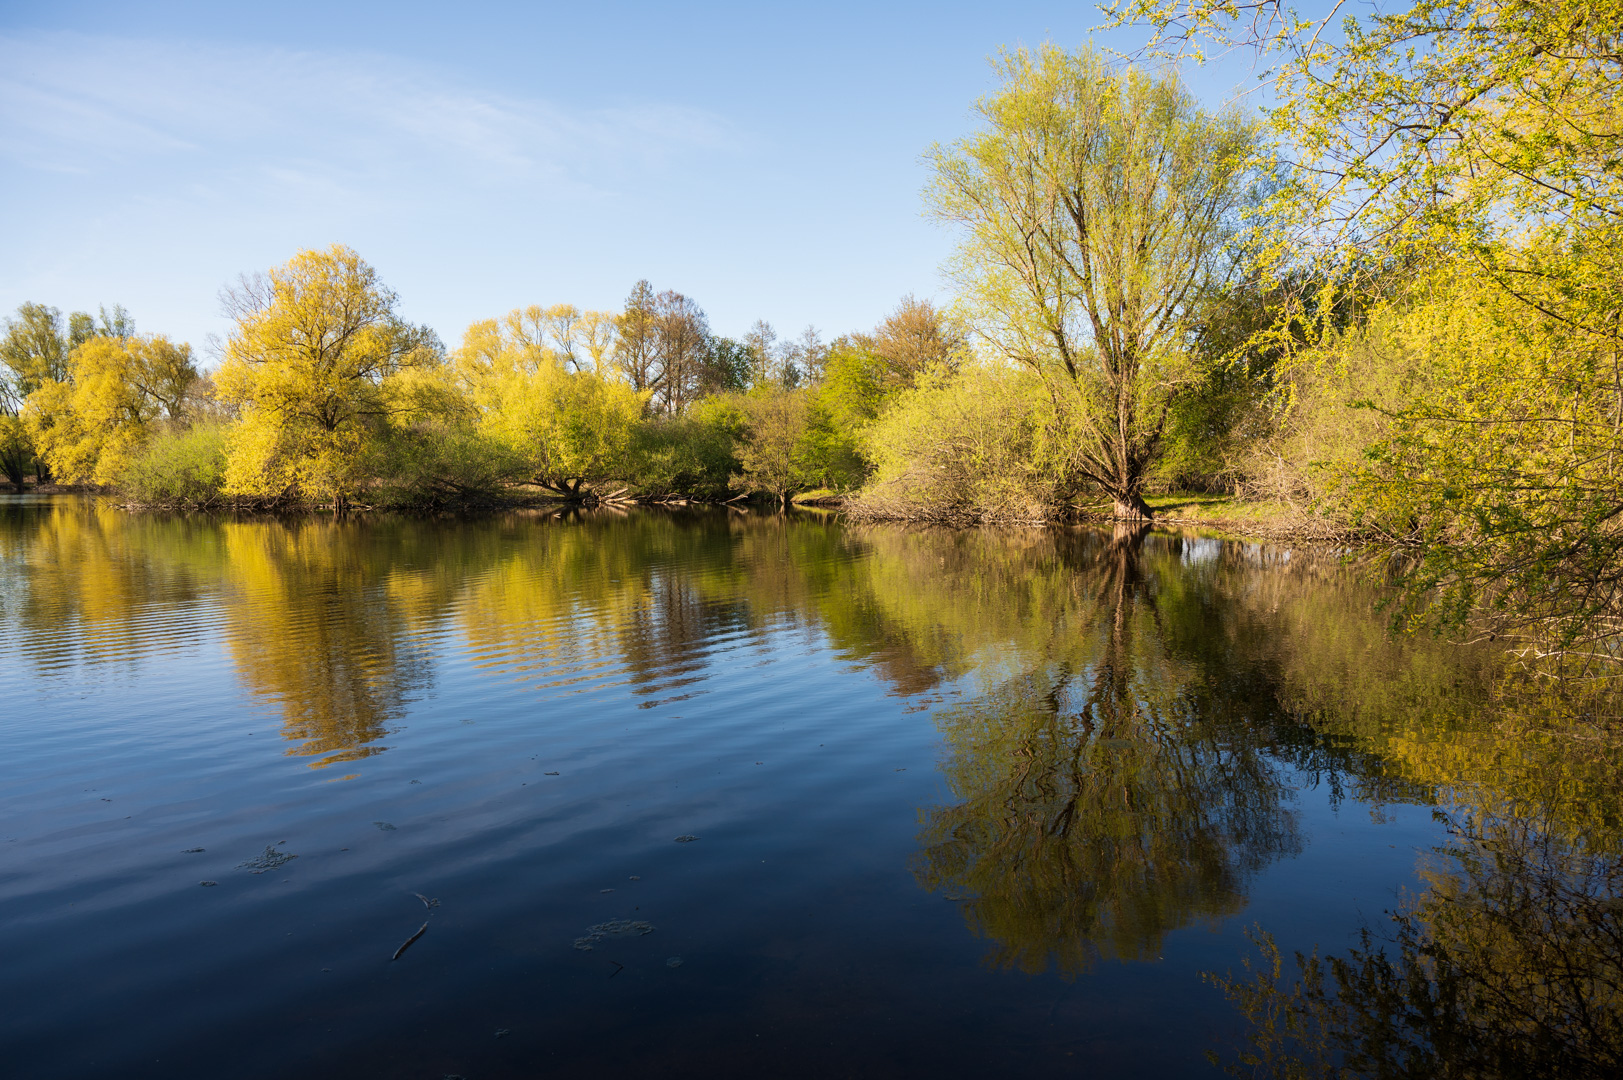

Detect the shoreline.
[{"left": 7, "top": 486, "right": 1356, "bottom": 546}]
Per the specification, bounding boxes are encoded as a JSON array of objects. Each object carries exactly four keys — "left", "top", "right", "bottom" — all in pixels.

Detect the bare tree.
[
  {"left": 652, "top": 290, "right": 710, "bottom": 415},
  {"left": 614, "top": 280, "right": 660, "bottom": 399},
  {"left": 743, "top": 319, "right": 774, "bottom": 388},
  {"left": 785, "top": 326, "right": 829, "bottom": 384}
]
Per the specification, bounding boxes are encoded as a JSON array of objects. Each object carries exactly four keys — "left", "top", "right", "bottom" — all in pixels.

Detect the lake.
[{"left": 2, "top": 497, "right": 1618, "bottom": 1078}]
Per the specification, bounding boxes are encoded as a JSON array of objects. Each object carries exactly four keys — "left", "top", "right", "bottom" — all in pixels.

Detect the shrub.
[
  {"left": 364, "top": 423, "right": 518, "bottom": 509},
  {"left": 854, "top": 364, "right": 1063, "bottom": 523},
  {"left": 627, "top": 398, "right": 745, "bottom": 500},
  {"left": 119, "top": 423, "right": 230, "bottom": 506}
]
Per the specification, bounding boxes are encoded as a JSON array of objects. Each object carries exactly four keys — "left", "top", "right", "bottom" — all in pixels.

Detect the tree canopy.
[
  {"left": 927, "top": 44, "right": 1260, "bottom": 519},
  {"left": 214, "top": 245, "right": 442, "bottom": 507}
]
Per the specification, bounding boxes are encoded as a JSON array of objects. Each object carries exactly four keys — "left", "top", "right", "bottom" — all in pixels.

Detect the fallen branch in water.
[{"left": 391, "top": 920, "right": 429, "bottom": 961}]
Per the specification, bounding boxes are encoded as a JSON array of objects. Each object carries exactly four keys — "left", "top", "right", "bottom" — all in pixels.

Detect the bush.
[
  {"left": 853, "top": 364, "right": 1062, "bottom": 523},
  {"left": 364, "top": 422, "right": 518, "bottom": 509},
  {"left": 119, "top": 423, "right": 230, "bottom": 506},
  {"left": 627, "top": 398, "right": 745, "bottom": 499}
]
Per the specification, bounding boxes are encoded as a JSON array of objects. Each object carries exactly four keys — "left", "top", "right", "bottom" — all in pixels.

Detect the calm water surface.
[{"left": 1, "top": 498, "right": 1617, "bottom": 1078}]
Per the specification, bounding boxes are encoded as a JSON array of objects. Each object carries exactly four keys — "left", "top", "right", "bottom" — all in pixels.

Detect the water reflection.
[
  {"left": 911, "top": 525, "right": 1304, "bottom": 974},
  {"left": 4, "top": 500, "right": 1619, "bottom": 982},
  {"left": 217, "top": 521, "right": 434, "bottom": 765},
  {"left": 1214, "top": 809, "right": 1623, "bottom": 1079}
]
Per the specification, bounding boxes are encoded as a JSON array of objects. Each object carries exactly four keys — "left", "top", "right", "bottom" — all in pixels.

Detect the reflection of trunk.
[
  {"left": 911, "top": 523, "right": 1299, "bottom": 976},
  {"left": 1093, "top": 521, "right": 1147, "bottom": 732}
]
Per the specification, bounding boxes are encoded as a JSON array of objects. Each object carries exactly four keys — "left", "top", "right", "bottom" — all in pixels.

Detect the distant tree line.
[{"left": 0, "top": 249, "right": 967, "bottom": 512}]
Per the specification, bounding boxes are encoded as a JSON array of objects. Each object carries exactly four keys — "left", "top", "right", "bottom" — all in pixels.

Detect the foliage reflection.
[{"left": 4, "top": 499, "right": 1619, "bottom": 1039}]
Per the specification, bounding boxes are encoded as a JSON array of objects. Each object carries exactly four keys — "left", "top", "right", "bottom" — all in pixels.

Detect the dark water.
[{"left": 2, "top": 498, "right": 1619, "bottom": 1078}]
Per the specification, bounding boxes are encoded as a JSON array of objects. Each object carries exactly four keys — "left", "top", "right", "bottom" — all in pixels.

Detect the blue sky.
[{"left": 0, "top": 1, "right": 1270, "bottom": 354}]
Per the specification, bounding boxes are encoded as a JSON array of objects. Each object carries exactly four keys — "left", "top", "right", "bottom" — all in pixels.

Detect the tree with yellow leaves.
[
  {"left": 214, "top": 245, "right": 442, "bottom": 508},
  {"left": 926, "top": 45, "right": 1261, "bottom": 520},
  {"left": 24, "top": 334, "right": 198, "bottom": 485},
  {"left": 452, "top": 308, "right": 647, "bottom": 498},
  {"left": 1103, "top": 0, "right": 1623, "bottom": 668}
]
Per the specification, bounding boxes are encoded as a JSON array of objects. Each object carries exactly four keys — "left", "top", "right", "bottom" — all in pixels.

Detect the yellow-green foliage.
[
  {"left": 1320, "top": 260, "right": 1623, "bottom": 657},
  {"left": 628, "top": 396, "right": 746, "bottom": 499},
  {"left": 926, "top": 44, "right": 1259, "bottom": 515},
  {"left": 730, "top": 386, "right": 811, "bottom": 501},
  {"left": 23, "top": 334, "right": 198, "bottom": 485},
  {"left": 859, "top": 364, "right": 1062, "bottom": 522},
  {"left": 452, "top": 309, "right": 647, "bottom": 495},
  {"left": 215, "top": 245, "right": 441, "bottom": 506},
  {"left": 120, "top": 422, "right": 231, "bottom": 506}
]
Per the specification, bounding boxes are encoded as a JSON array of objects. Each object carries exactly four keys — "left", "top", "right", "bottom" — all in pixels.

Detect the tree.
[
  {"left": 1, "top": 303, "right": 72, "bottom": 396},
  {"left": 702, "top": 337, "right": 753, "bottom": 397},
  {"left": 576, "top": 309, "right": 619, "bottom": 372},
  {"left": 1104, "top": 0, "right": 1623, "bottom": 667},
  {"left": 24, "top": 334, "right": 199, "bottom": 485},
  {"left": 871, "top": 296, "right": 967, "bottom": 388},
  {"left": 2, "top": 301, "right": 138, "bottom": 486},
  {"left": 732, "top": 386, "right": 811, "bottom": 506},
  {"left": 926, "top": 45, "right": 1260, "bottom": 519},
  {"left": 651, "top": 289, "right": 710, "bottom": 415},
  {"left": 214, "top": 245, "right": 442, "bottom": 508},
  {"left": 68, "top": 305, "right": 135, "bottom": 350},
  {"left": 744, "top": 319, "right": 797, "bottom": 389},
  {"left": 454, "top": 307, "right": 647, "bottom": 498},
  {"left": 782, "top": 325, "right": 829, "bottom": 385},
  {"left": 614, "top": 280, "right": 660, "bottom": 398}
]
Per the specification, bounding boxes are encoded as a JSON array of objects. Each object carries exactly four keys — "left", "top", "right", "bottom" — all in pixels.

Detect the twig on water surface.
[
  {"left": 609, "top": 961, "right": 624, "bottom": 979},
  {"left": 392, "top": 921, "right": 429, "bottom": 961}
]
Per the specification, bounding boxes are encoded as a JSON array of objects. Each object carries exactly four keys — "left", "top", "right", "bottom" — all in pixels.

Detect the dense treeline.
[{"left": 0, "top": 252, "right": 969, "bottom": 512}]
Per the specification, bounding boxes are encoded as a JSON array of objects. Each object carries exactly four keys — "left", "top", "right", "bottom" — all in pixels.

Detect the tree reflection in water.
[
  {"left": 1213, "top": 811, "right": 1623, "bottom": 1079},
  {"left": 912, "top": 524, "right": 1303, "bottom": 975},
  {"left": 8, "top": 499, "right": 1621, "bottom": 1065}
]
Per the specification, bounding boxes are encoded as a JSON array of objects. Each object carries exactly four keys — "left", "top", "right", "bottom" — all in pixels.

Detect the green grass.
[
  {"left": 791, "top": 487, "right": 846, "bottom": 504},
  {"left": 1144, "top": 493, "right": 1296, "bottom": 525}
]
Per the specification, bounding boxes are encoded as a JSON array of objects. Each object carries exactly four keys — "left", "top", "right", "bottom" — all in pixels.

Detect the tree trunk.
[{"left": 1111, "top": 491, "right": 1153, "bottom": 522}]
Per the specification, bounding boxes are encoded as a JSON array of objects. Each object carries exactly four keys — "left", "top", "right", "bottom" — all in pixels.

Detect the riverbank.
[
  {"left": 9, "top": 484, "right": 1353, "bottom": 545},
  {"left": 834, "top": 489, "right": 1356, "bottom": 545}
]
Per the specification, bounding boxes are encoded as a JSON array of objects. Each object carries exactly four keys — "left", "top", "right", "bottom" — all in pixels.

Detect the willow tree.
[
  {"left": 1102, "top": 0, "right": 1623, "bottom": 666},
  {"left": 453, "top": 309, "right": 648, "bottom": 499},
  {"left": 24, "top": 334, "right": 198, "bottom": 485},
  {"left": 927, "top": 45, "right": 1259, "bottom": 520},
  {"left": 215, "top": 246, "right": 441, "bottom": 508}
]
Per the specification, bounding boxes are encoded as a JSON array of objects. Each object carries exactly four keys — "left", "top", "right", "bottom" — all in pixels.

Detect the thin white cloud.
[{"left": 0, "top": 32, "right": 739, "bottom": 192}]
